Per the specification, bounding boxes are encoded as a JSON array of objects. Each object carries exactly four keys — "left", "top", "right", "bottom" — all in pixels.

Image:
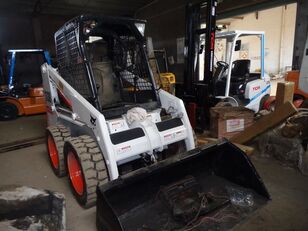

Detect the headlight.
[{"left": 135, "top": 23, "right": 145, "bottom": 36}]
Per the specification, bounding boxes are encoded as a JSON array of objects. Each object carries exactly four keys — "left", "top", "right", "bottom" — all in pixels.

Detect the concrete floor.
[
  {"left": 0, "top": 114, "right": 46, "bottom": 146},
  {"left": 0, "top": 143, "right": 308, "bottom": 231},
  {"left": 0, "top": 144, "right": 96, "bottom": 231},
  {"left": 0, "top": 112, "right": 307, "bottom": 230}
]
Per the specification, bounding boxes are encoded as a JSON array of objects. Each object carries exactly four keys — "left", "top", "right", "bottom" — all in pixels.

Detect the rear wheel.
[
  {"left": 293, "top": 94, "right": 305, "bottom": 101},
  {"left": 46, "top": 125, "right": 71, "bottom": 177},
  {"left": 0, "top": 101, "right": 18, "bottom": 121},
  {"left": 64, "top": 135, "right": 109, "bottom": 208}
]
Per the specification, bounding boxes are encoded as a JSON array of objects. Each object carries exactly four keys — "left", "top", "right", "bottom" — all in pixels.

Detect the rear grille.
[{"left": 55, "top": 25, "right": 92, "bottom": 99}]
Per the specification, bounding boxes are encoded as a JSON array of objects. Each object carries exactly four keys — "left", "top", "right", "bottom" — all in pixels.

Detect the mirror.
[{"left": 235, "top": 40, "right": 241, "bottom": 51}]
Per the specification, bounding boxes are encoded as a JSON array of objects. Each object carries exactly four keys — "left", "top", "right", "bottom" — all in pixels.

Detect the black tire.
[
  {"left": 259, "top": 94, "right": 270, "bottom": 111},
  {"left": 64, "top": 135, "right": 109, "bottom": 208},
  {"left": 0, "top": 101, "right": 18, "bottom": 121},
  {"left": 293, "top": 94, "right": 305, "bottom": 101},
  {"left": 46, "top": 125, "right": 71, "bottom": 177}
]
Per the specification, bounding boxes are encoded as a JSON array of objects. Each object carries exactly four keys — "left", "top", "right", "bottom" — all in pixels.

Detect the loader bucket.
[{"left": 96, "top": 140, "right": 270, "bottom": 231}]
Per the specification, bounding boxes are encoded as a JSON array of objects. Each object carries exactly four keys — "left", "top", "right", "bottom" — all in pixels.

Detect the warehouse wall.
[
  {"left": 0, "top": 14, "right": 35, "bottom": 50},
  {"left": 138, "top": 1, "right": 297, "bottom": 82},
  {"left": 0, "top": 13, "right": 69, "bottom": 83},
  {"left": 0, "top": 13, "right": 69, "bottom": 58},
  {"left": 224, "top": 3, "right": 297, "bottom": 76},
  {"left": 137, "top": 0, "right": 187, "bottom": 83}
]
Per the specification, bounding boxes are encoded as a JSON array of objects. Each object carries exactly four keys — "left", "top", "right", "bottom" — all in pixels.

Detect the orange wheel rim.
[
  {"left": 67, "top": 151, "right": 84, "bottom": 195},
  {"left": 47, "top": 135, "right": 59, "bottom": 169}
]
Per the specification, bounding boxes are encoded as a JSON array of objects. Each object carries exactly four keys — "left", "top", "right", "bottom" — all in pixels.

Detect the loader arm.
[{"left": 42, "top": 64, "right": 119, "bottom": 179}]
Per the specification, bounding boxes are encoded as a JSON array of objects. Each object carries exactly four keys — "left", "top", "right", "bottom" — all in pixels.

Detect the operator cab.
[{"left": 55, "top": 16, "right": 158, "bottom": 119}]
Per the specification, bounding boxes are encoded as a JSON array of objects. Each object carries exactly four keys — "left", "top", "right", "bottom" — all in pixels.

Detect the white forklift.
[
  {"left": 182, "top": 2, "right": 271, "bottom": 130},
  {"left": 42, "top": 13, "right": 270, "bottom": 230},
  {"left": 213, "top": 30, "right": 271, "bottom": 112}
]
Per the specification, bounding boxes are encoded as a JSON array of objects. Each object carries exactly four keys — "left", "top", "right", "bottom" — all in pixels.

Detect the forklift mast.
[
  {"left": 183, "top": 0, "right": 217, "bottom": 130},
  {"left": 184, "top": 0, "right": 217, "bottom": 95}
]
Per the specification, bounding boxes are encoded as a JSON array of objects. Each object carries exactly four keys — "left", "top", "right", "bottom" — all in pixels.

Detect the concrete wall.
[
  {"left": 138, "top": 1, "right": 297, "bottom": 82},
  {"left": 0, "top": 13, "right": 72, "bottom": 83},
  {"left": 223, "top": 3, "right": 297, "bottom": 76},
  {"left": 138, "top": 0, "right": 187, "bottom": 82},
  {"left": 0, "top": 13, "right": 69, "bottom": 58},
  {"left": 0, "top": 14, "right": 35, "bottom": 51}
]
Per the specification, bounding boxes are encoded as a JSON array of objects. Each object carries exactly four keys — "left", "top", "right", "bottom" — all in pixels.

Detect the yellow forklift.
[{"left": 154, "top": 49, "right": 176, "bottom": 95}]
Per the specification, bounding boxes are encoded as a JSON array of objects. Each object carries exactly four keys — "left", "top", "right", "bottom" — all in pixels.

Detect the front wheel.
[
  {"left": 46, "top": 125, "right": 71, "bottom": 177},
  {"left": 64, "top": 135, "right": 109, "bottom": 208},
  {"left": 0, "top": 101, "right": 18, "bottom": 121}
]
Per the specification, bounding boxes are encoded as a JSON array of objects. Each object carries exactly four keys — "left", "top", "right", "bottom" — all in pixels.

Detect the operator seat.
[
  {"left": 231, "top": 59, "right": 250, "bottom": 82},
  {"left": 215, "top": 59, "right": 251, "bottom": 96},
  {"left": 92, "top": 62, "right": 121, "bottom": 107},
  {"left": 87, "top": 41, "right": 121, "bottom": 107}
]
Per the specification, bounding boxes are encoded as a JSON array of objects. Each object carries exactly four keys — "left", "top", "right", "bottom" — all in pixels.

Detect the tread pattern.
[
  {"left": 66, "top": 135, "right": 109, "bottom": 208},
  {"left": 46, "top": 125, "right": 71, "bottom": 177}
]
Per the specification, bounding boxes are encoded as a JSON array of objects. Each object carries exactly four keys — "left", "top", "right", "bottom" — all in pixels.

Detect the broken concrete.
[{"left": 0, "top": 186, "right": 65, "bottom": 231}]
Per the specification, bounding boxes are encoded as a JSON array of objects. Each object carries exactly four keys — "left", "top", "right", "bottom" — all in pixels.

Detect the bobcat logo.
[{"left": 90, "top": 115, "right": 97, "bottom": 126}]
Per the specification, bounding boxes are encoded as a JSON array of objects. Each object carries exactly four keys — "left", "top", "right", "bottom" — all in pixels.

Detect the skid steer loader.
[
  {"left": 42, "top": 14, "right": 270, "bottom": 230},
  {"left": 42, "top": 15, "right": 195, "bottom": 208}
]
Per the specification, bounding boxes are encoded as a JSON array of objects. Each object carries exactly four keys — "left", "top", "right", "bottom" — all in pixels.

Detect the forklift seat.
[
  {"left": 215, "top": 59, "right": 251, "bottom": 96},
  {"left": 231, "top": 59, "right": 250, "bottom": 82}
]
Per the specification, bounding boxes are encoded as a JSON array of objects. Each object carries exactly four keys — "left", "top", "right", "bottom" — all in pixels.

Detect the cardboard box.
[
  {"left": 275, "top": 82, "right": 295, "bottom": 109},
  {"left": 210, "top": 106, "right": 255, "bottom": 139},
  {"left": 230, "top": 101, "right": 298, "bottom": 144}
]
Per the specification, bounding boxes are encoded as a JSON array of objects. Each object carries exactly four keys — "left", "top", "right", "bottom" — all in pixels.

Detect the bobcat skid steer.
[{"left": 41, "top": 15, "right": 270, "bottom": 230}]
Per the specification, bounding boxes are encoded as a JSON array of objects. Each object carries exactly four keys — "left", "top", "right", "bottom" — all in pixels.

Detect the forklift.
[
  {"left": 180, "top": 0, "right": 270, "bottom": 130},
  {"left": 0, "top": 49, "right": 51, "bottom": 120}
]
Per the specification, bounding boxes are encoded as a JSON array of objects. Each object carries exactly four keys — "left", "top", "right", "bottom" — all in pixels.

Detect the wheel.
[
  {"left": 46, "top": 125, "right": 71, "bottom": 177},
  {"left": 293, "top": 94, "right": 305, "bottom": 101},
  {"left": 0, "top": 101, "right": 18, "bottom": 121},
  {"left": 262, "top": 95, "right": 276, "bottom": 111},
  {"left": 259, "top": 94, "right": 269, "bottom": 111},
  {"left": 216, "top": 61, "right": 229, "bottom": 69},
  {"left": 64, "top": 135, "right": 109, "bottom": 208},
  {"left": 293, "top": 94, "right": 305, "bottom": 108}
]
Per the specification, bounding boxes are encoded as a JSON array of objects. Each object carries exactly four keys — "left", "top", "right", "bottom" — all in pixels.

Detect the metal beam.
[
  {"left": 0, "top": 0, "right": 151, "bottom": 16},
  {"left": 292, "top": 0, "right": 308, "bottom": 70}
]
